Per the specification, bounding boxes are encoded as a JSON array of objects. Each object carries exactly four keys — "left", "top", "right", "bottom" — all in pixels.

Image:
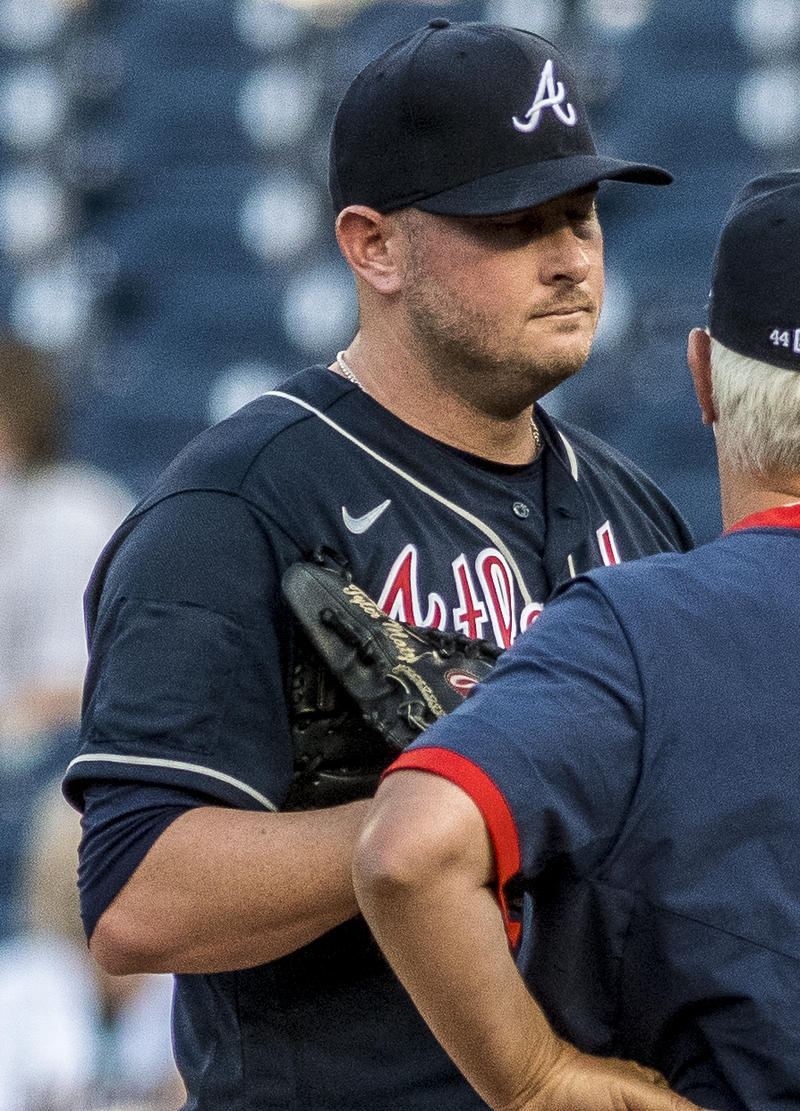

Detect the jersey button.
[{"left": 513, "top": 501, "right": 530, "bottom": 519}]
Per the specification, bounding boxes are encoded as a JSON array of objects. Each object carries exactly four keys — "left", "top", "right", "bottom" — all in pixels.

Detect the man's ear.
[
  {"left": 687, "top": 327, "right": 717, "bottom": 426},
  {"left": 335, "top": 206, "right": 404, "bottom": 295}
]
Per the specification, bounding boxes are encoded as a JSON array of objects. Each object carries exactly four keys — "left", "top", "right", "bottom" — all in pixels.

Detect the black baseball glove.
[{"left": 281, "top": 552, "right": 501, "bottom": 809}]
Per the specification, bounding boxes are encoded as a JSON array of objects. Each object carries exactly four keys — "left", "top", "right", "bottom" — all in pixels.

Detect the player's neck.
[
  {"left": 331, "top": 340, "right": 542, "bottom": 466},
  {"left": 719, "top": 460, "right": 800, "bottom": 530}
]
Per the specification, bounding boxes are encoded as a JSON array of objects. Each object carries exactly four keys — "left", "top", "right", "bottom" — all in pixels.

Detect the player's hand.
[{"left": 507, "top": 1040, "right": 709, "bottom": 1111}]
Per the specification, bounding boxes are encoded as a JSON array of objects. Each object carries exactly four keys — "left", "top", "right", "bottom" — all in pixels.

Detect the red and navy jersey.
[
  {"left": 393, "top": 505, "right": 800, "bottom": 1110},
  {"left": 63, "top": 365, "right": 692, "bottom": 1110}
]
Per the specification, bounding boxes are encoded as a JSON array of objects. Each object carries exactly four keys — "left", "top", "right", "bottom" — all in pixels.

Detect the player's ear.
[
  {"left": 687, "top": 327, "right": 717, "bottom": 426},
  {"left": 335, "top": 206, "right": 404, "bottom": 295}
]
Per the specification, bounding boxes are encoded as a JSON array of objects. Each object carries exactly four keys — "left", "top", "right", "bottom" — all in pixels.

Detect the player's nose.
[{"left": 535, "top": 224, "right": 594, "bottom": 286}]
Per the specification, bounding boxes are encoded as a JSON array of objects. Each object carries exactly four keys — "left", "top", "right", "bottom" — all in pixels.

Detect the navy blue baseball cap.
[
  {"left": 708, "top": 170, "right": 800, "bottom": 372},
  {"left": 329, "top": 19, "right": 672, "bottom": 216}
]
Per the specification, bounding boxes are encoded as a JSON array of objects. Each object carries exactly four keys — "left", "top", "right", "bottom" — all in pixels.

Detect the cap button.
[{"left": 428, "top": 18, "right": 450, "bottom": 29}]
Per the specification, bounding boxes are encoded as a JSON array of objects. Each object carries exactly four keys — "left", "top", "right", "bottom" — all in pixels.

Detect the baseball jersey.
[
  {"left": 392, "top": 503, "right": 800, "bottom": 1111},
  {"left": 63, "top": 366, "right": 692, "bottom": 1110}
]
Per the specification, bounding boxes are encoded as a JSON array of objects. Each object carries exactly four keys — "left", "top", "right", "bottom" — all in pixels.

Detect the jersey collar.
[{"left": 725, "top": 502, "right": 800, "bottom": 534}]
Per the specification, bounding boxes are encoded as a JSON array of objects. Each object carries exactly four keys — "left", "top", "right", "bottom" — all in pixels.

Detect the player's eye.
[
  {"left": 567, "top": 205, "right": 599, "bottom": 236},
  {"left": 484, "top": 215, "right": 543, "bottom": 239}
]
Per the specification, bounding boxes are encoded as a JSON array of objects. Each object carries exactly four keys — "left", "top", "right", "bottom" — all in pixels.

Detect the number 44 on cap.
[{"left": 770, "top": 328, "right": 800, "bottom": 352}]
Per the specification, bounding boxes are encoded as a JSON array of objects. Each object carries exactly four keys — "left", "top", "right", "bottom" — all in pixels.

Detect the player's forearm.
[
  {"left": 355, "top": 866, "right": 702, "bottom": 1111},
  {"left": 90, "top": 801, "right": 371, "bottom": 974},
  {"left": 354, "top": 838, "right": 558, "bottom": 1110},
  {"left": 354, "top": 772, "right": 558, "bottom": 1109}
]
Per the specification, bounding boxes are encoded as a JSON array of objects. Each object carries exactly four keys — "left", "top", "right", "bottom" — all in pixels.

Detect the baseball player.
[
  {"left": 353, "top": 172, "right": 800, "bottom": 1111},
  {"left": 63, "top": 22, "right": 692, "bottom": 1110}
]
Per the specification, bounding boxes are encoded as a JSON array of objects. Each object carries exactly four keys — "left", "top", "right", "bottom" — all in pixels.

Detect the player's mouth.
[{"left": 531, "top": 299, "right": 596, "bottom": 319}]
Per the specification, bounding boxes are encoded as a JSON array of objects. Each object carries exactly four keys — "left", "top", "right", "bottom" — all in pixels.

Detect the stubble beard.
[{"left": 402, "top": 279, "right": 595, "bottom": 419}]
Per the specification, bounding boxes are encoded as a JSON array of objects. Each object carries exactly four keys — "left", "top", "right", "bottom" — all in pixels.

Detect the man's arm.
[
  {"left": 353, "top": 770, "right": 706, "bottom": 1111},
  {"left": 90, "top": 799, "right": 370, "bottom": 974}
]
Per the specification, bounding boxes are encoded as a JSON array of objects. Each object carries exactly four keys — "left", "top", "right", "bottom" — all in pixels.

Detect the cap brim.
[{"left": 414, "top": 154, "right": 672, "bottom": 216}]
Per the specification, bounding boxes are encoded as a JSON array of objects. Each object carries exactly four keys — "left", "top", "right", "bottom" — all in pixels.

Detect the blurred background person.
[
  {"left": 0, "top": 338, "right": 132, "bottom": 938},
  {"left": 0, "top": 777, "right": 183, "bottom": 1110},
  {"left": 0, "top": 338, "right": 130, "bottom": 760}
]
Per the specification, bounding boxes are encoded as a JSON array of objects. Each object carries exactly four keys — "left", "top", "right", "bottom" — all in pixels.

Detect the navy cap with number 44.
[{"left": 709, "top": 170, "right": 800, "bottom": 372}]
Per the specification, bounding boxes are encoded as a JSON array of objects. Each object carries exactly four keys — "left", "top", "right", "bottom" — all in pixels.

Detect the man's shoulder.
[{"left": 137, "top": 367, "right": 346, "bottom": 506}]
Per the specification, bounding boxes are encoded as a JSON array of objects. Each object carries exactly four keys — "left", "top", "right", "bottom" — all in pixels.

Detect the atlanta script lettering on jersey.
[
  {"left": 375, "top": 527, "right": 622, "bottom": 648},
  {"left": 376, "top": 544, "right": 541, "bottom": 648}
]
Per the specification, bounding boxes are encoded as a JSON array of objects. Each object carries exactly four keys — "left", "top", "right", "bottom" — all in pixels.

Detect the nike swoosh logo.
[{"left": 342, "top": 499, "right": 392, "bottom": 534}]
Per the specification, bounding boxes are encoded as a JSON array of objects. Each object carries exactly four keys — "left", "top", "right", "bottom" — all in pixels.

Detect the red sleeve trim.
[{"left": 386, "top": 748, "right": 522, "bottom": 948}]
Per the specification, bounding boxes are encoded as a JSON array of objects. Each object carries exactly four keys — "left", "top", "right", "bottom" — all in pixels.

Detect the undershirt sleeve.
[{"left": 78, "top": 779, "right": 223, "bottom": 939}]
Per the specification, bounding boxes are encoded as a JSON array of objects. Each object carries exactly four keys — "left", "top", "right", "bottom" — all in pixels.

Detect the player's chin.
[{"left": 527, "top": 335, "right": 594, "bottom": 386}]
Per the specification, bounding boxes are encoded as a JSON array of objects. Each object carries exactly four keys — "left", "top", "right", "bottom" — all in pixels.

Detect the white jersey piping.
[
  {"left": 558, "top": 430, "right": 580, "bottom": 480},
  {"left": 66, "top": 753, "right": 278, "bottom": 811}
]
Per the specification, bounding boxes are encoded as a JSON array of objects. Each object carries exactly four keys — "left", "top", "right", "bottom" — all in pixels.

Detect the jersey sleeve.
[
  {"left": 389, "top": 578, "right": 644, "bottom": 940},
  {"left": 63, "top": 489, "right": 295, "bottom": 813}
]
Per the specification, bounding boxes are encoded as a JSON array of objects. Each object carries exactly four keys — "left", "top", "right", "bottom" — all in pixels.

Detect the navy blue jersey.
[
  {"left": 64, "top": 366, "right": 692, "bottom": 1110},
  {"left": 395, "top": 504, "right": 800, "bottom": 1111}
]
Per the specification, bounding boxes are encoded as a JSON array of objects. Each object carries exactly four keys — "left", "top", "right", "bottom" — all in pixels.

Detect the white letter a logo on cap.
[{"left": 513, "top": 59, "right": 578, "bottom": 132}]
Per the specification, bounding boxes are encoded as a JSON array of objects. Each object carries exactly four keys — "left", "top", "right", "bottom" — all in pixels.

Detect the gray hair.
[{"left": 710, "top": 338, "right": 800, "bottom": 474}]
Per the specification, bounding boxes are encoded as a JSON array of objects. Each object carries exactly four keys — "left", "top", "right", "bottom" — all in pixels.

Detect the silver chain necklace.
[
  {"left": 336, "top": 350, "right": 362, "bottom": 387},
  {"left": 334, "top": 350, "right": 542, "bottom": 458}
]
